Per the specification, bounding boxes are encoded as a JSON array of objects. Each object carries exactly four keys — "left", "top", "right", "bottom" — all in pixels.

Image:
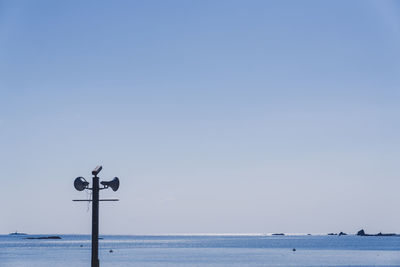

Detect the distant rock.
[
  {"left": 327, "top": 232, "right": 347, "bottom": 236},
  {"left": 356, "top": 229, "right": 396, "bottom": 236},
  {"left": 357, "top": 229, "right": 366, "bottom": 236},
  {"left": 25, "top": 236, "right": 62, "bottom": 240},
  {"left": 272, "top": 233, "right": 285, "bottom": 236},
  {"left": 376, "top": 232, "right": 396, "bottom": 236},
  {"left": 9, "top": 231, "right": 27, "bottom": 236}
]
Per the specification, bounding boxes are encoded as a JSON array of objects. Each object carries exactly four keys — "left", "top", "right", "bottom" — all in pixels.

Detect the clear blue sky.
[{"left": 1, "top": 0, "right": 399, "bottom": 235}]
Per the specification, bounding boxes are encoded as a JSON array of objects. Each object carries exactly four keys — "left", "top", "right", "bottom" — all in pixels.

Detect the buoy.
[
  {"left": 109, "top": 249, "right": 113, "bottom": 253},
  {"left": 292, "top": 248, "right": 296, "bottom": 251}
]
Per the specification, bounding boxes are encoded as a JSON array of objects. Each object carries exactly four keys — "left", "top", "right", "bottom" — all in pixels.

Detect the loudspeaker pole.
[
  {"left": 92, "top": 173, "right": 100, "bottom": 267},
  {"left": 73, "top": 165, "right": 120, "bottom": 267}
]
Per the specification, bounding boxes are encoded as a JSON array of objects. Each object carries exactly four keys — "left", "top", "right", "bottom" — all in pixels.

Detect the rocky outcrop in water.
[
  {"left": 9, "top": 231, "right": 27, "bottom": 235},
  {"left": 357, "top": 229, "right": 366, "bottom": 236},
  {"left": 356, "top": 229, "right": 396, "bottom": 236}
]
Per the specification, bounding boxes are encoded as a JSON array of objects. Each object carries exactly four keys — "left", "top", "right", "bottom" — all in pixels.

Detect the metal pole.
[{"left": 92, "top": 175, "right": 100, "bottom": 267}]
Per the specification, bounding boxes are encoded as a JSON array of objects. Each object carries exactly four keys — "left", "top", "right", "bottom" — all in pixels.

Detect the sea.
[{"left": 1, "top": 234, "right": 400, "bottom": 267}]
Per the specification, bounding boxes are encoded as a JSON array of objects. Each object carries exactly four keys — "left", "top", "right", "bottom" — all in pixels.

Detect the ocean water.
[{"left": 1, "top": 234, "right": 400, "bottom": 267}]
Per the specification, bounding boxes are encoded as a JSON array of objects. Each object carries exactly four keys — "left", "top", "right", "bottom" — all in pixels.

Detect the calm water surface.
[{"left": 1, "top": 235, "right": 400, "bottom": 266}]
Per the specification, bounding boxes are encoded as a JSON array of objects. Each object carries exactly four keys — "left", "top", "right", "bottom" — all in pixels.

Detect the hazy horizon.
[
  {"left": 1, "top": 0, "right": 400, "bottom": 235},
  {"left": 3, "top": 230, "right": 388, "bottom": 235}
]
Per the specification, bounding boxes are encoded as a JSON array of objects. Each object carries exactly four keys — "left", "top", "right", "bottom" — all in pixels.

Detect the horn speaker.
[
  {"left": 74, "top": 177, "right": 89, "bottom": 191},
  {"left": 101, "top": 177, "right": 120, "bottom": 191}
]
